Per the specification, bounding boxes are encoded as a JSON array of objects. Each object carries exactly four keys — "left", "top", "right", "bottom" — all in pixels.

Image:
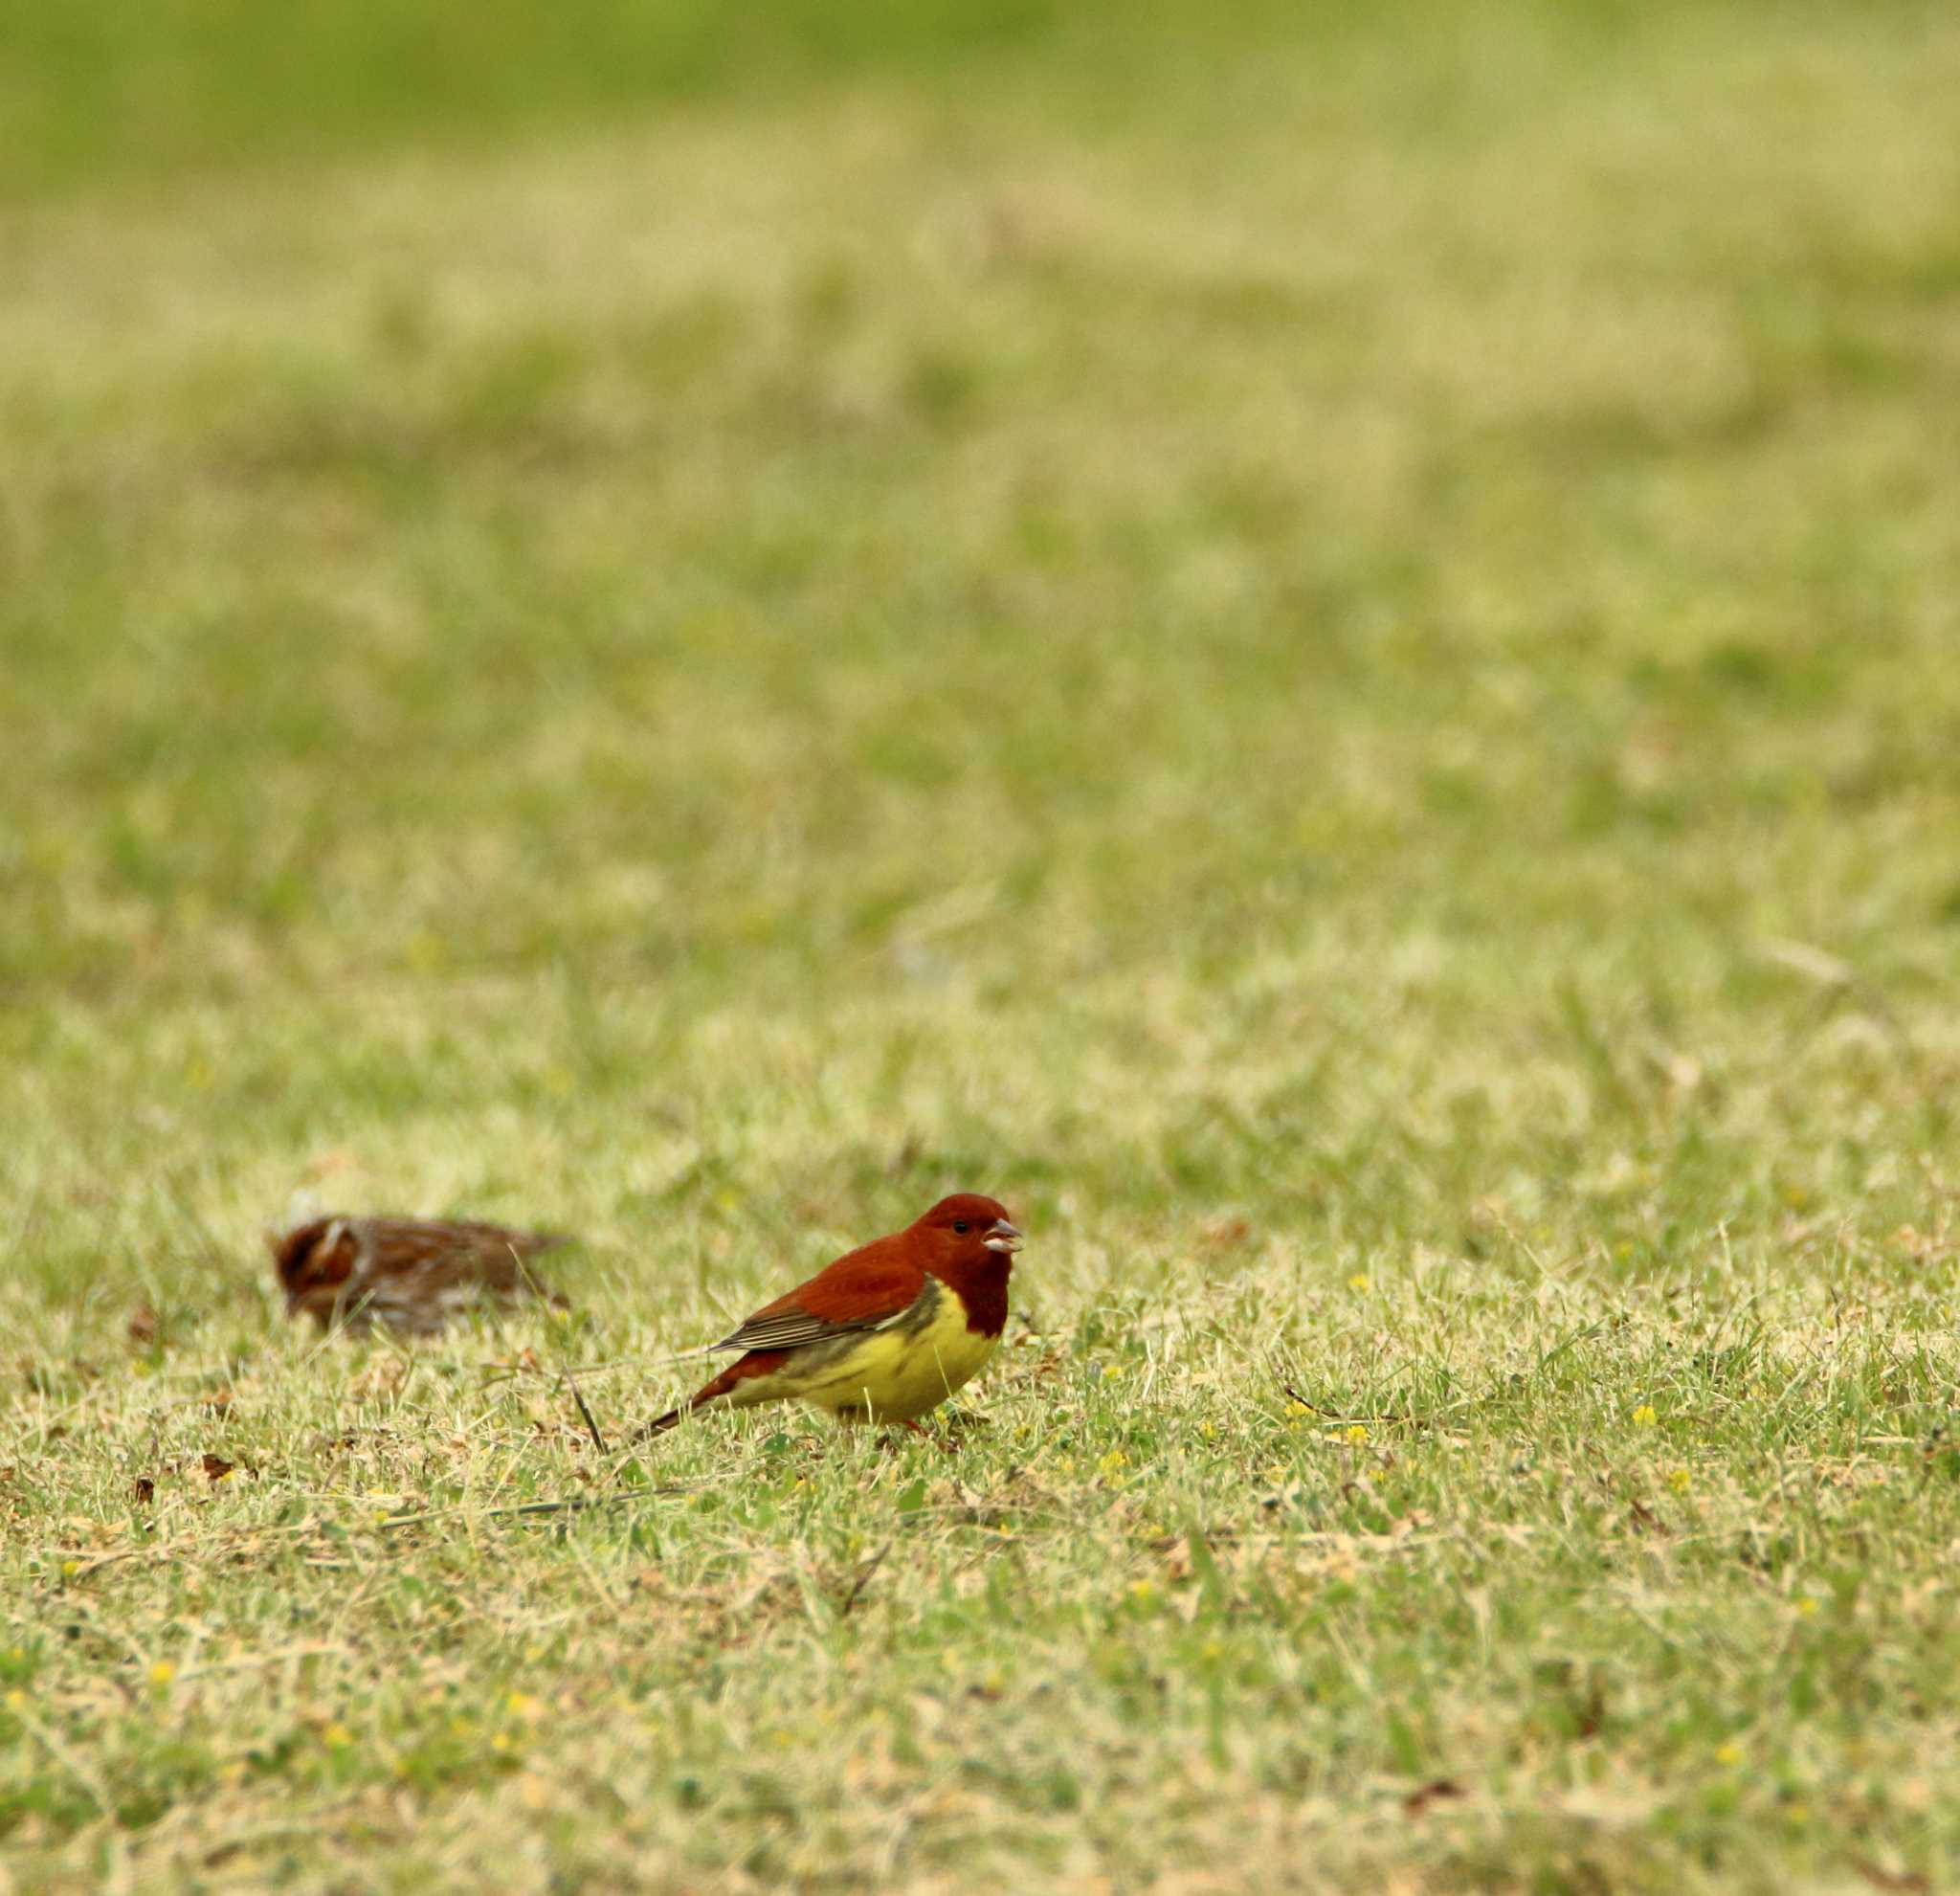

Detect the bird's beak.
[{"left": 984, "top": 1218, "right": 1024, "bottom": 1255}]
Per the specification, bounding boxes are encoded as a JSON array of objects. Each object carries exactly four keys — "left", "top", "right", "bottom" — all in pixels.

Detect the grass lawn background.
[{"left": 3, "top": 1, "right": 1959, "bottom": 1887}]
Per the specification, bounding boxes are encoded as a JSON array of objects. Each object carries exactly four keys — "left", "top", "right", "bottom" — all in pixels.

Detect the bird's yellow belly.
[{"left": 738, "top": 1283, "right": 1001, "bottom": 1424}]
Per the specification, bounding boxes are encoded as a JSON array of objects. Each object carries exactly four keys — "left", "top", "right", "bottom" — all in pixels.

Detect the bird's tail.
[
  {"left": 630, "top": 1406, "right": 685, "bottom": 1443},
  {"left": 630, "top": 1353, "right": 771, "bottom": 1442}
]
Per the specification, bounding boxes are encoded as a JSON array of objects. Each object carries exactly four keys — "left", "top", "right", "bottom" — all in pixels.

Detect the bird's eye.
[{"left": 952, "top": 1220, "right": 969, "bottom": 1235}]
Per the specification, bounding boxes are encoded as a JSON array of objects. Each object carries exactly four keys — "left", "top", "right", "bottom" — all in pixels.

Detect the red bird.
[
  {"left": 639, "top": 1193, "right": 1023, "bottom": 1436},
  {"left": 270, "top": 1214, "right": 567, "bottom": 1334}
]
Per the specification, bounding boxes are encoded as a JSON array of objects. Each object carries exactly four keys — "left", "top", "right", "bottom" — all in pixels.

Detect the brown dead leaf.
[
  {"left": 1005, "top": 1346, "right": 1066, "bottom": 1386},
  {"left": 1850, "top": 1861, "right": 1930, "bottom": 1895},
  {"left": 201, "top": 1455, "right": 235, "bottom": 1483},
  {"left": 350, "top": 1360, "right": 410, "bottom": 1400},
  {"left": 204, "top": 1389, "right": 233, "bottom": 1413},
  {"left": 133, "top": 1476, "right": 156, "bottom": 1506},
  {"left": 1403, "top": 1779, "right": 1466, "bottom": 1817},
  {"left": 127, "top": 1306, "right": 158, "bottom": 1344},
  {"left": 1890, "top": 1225, "right": 1947, "bottom": 1260}
]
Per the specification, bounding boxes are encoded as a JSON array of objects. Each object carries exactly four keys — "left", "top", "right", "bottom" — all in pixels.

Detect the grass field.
[{"left": 4, "top": 0, "right": 1960, "bottom": 1888}]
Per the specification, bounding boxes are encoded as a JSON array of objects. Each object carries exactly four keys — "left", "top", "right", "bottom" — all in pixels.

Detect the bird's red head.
[{"left": 908, "top": 1193, "right": 1023, "bottom": 1275}]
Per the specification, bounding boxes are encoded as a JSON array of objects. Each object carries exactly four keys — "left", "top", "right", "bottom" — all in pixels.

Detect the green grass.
[
  {"left": 5, "top": 0, "right": 1960, "bottom": 1888},
  {"left": 0, "top": 0, "right": 1324, "bottom": 198}
]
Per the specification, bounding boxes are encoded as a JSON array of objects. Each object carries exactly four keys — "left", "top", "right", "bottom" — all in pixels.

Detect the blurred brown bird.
[{"left": 269, "top": 1214, "right": 568, "bottom": 1334}]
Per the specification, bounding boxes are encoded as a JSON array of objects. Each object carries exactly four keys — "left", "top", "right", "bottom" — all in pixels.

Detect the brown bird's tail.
[
  {"left": 632, "top": 1352, "right": 783, "bottom": 1442},
  {"left": 631, "top": 1406, "right": 685, "bottom": 1442}
]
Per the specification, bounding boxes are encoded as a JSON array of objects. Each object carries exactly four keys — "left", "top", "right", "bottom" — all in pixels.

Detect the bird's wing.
[
  {"left": 354, "top": 1218, "right": 562, "bottom": 1292},
  {"left": 447, "top": 1220, "right": 567, "bottom": 1259},
  {"left": 714, "top": 1248, "right": 926, "bottom": 1355}
]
